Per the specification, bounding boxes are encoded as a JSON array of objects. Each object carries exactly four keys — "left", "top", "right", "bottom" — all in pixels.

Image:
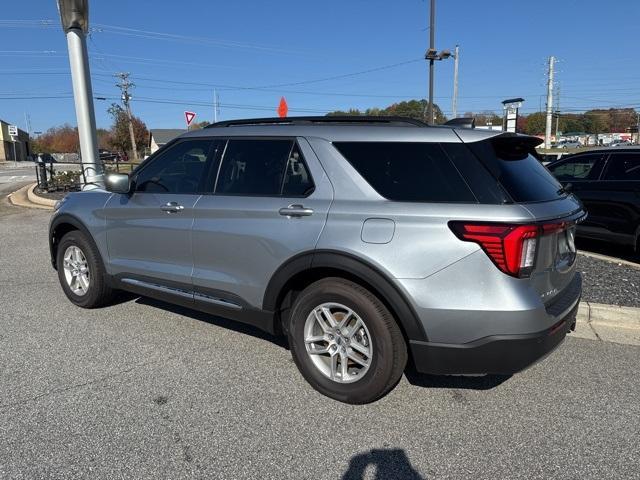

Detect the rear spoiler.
[{"left": 445, "top": 117, "right": 475, "bottom": 129}]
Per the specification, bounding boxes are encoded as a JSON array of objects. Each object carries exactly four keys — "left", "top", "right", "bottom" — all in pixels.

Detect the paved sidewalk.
[{"left": 574, "top": 302, "right": 640, "bottom": 346}]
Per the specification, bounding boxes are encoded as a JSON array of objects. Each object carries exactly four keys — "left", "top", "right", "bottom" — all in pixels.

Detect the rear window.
[
  {"left": 333, "top": 142, "right": 476, "bottom": 203},
  {"left": 466, "top": 137, "right": 564, "bottom": 203},
  {"left": 604, "top": 153, "right": 640, "bottom": 180}
]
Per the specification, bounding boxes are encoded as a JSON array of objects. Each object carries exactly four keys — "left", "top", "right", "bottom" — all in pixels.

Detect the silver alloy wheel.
[
  {"left": 303, "top": 302, "right": 373, "bottom": 384},
  {"left": 62, "top": 245, "right": 90, "bottom": 296}
]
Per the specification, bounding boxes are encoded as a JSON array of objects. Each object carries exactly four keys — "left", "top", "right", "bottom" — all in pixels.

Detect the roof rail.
[{"left": 205, "top": 116, "right": 428, "bottom": 128}]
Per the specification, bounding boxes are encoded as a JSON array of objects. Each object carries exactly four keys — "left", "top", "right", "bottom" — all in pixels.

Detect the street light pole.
[
  {"left": 452, "top": 45, "right": 459, "bottom": 119},
  {"left": 57, "top": 0, "right": 102, "bottom": 189},
  {"left": 427, "top": 0, "right": 435, "bottom": 124}
]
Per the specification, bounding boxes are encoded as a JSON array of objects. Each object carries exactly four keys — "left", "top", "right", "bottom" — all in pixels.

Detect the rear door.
[
  {"left": 191, "top": 137, "right": 333, "bottom": 310},
  {"left": 547, "top": 152, "right": 608, "bottom": 239},
  {"left": 105, "top": 138, "right": 218, "bottom": 288},
  {"left": 590, "top": 151, "right": 640, "bottom": 246}
]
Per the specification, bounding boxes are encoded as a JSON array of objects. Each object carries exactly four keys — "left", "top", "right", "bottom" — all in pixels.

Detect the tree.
[
  {"left": 524, "top": 112, "right": 546, "bottom": 135},
  {"left": 31, "top": 125, "right": 80, "bottom": 154},
  {"left": 106, "top": 103, "right": 148, "bottom": 156},
  {"left": 192, "top": 120, "right": 211, "bottom": 129},
  {"left": 327, "top": 99, "right": 446, "bottom": 124}
]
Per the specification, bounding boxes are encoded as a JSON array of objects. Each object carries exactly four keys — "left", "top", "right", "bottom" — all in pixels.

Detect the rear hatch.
[{"left": 451, "top": 132, "right": 585, "bottom": 308}]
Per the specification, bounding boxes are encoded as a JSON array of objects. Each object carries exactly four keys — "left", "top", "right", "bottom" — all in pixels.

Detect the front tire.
[
  {"left": 288, "top": 278, "right": 407, "bottom": 404},
  {"left": 56, "top": 230, "right": 115, "bottom": 308}
]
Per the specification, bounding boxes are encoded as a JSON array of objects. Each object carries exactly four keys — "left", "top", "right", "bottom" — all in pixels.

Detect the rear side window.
[
  {"left": 215, "top": 139, "right": 314, "bottom": 196},
  {"left": 548, "top": 154, "right": 604, "bottom": 181},
  {"left": 603, "top": 153, "right": 640, "bottom": 180},
  {"left": 333, "top": 142, "right": 476, "bottom": 203},
  {"left": 467, "top": 137, "right": 564, "bottom": 203}
]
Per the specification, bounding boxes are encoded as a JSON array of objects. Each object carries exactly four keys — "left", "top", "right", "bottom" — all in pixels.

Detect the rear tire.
[
  {"left": 56, "top": 230, "right": 115, "bottom": 308},
  {"left": 288, "top": 278, "right": 407, "bottom": 404}
]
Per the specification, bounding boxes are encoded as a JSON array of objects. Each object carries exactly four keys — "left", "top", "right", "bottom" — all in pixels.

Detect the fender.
[
  {"left": 263, "top": 250, "right": 428, "bottom": 342},
  {"left": 49, "top": 213, "right": 97, "bottom": 270}
]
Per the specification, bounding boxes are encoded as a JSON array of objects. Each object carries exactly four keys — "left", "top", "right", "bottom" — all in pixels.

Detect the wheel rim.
[
  {"left": 303, "top": 302, "right": 373, "bottom": 384},
  {"left": 62, "top": 245, "right": 90, "bottom": 296}
]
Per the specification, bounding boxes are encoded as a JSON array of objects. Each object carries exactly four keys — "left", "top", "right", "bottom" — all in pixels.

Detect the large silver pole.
[
  {"left": 452, "top": 44, "right": 459, "bottom": 119},
  {"left": 65, "top": 27, "right": 102, "bottom": 189},
  {"left": 544, "top": 56, "right": 555, "bottom": 150}
]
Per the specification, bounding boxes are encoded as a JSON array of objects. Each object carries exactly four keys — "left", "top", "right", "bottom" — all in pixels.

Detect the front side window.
[
  {"left": 333, "top": 142, "right": 476, "bottom": 203},
  {"left": 135, "top": 139, "right": 213, "bottom": 194},
  {"left": 215, "top": 139, "right": 314, "bottom": 196},
  {"left": 549, "top": 154, "right": 604, "bottom": 181},
  {"left": 603, "top": 153, "right": 640, "bottom": 180}
]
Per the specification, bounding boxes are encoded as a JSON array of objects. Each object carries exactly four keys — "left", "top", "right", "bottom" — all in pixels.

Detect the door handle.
[
  {"left": 279, "top": 204, "right": 314, "bottom": 217},
  {"left": 161, "top": 201, "right": 184, "bottom": 213}
]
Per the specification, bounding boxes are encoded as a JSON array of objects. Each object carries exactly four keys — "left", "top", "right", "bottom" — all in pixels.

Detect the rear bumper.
[{"left": 409, "top": 299, "right": 579, "bottom": 375}]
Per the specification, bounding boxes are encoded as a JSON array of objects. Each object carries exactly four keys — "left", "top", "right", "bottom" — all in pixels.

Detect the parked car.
[
  {"left": 608, "top": 139, "right": 632, "bottom": 148},
  {"left": 49, "top": 116, "right": 584, "bottom": 404},
  {"left": 554, "top": 140, "right": 581, "bottom": 149},
  {"left": 547, "top": 148, "right": 640, "bottom": 251}
]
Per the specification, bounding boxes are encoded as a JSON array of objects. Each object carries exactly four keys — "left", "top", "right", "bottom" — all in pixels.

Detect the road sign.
[
  {"left": 184, "top": 111, "right": 196, "bottom": 127},
  {"left": 8, "top": 125, "right": 18, "bottom": 136},
  {"left": 277, "top": 97, "right": 288, "bottom": 118}
]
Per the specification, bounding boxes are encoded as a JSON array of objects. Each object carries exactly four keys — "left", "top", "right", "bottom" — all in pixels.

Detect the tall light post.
[
  {"left": 424, "top": 0, "right": 451, "bottom": 124},
  {"left": 57, "top": 0, "right": 102, "bottom": 189}
]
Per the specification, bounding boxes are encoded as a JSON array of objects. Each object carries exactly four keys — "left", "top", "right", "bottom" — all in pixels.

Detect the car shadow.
[
  {"left": 342, "top": 448, "right": 425, "bottom": 480},
  {"left": 134, "top": 296, "right": 289, "bottom": 349},
  {"left": 129, "top": 297, "right": 509, "bottom": 391},
  {"left": 404, "top": 369, "right": 511, "bottom": 390}
]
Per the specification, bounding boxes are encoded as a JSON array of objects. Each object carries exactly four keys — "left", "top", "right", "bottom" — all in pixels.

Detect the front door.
[
  {"left": 105, "top": 138, "right": 218, "bottom": 289},
  {"left": 191, "top": 137, "right": 333, "bottom": 311}
]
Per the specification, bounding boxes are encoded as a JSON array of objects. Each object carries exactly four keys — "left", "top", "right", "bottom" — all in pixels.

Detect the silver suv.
[{"left": 49, "top": 116, "right": 584, "bottom": 404}]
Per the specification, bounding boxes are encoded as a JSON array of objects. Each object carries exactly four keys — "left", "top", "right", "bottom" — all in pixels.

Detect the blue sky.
[{"left": 1, "top": 0, "right": 639, "bottom": 132}]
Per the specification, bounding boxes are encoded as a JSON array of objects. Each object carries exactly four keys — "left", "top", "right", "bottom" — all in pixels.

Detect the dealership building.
[{"left": 0, "top": 119, "right": 31, "bottom": 162}]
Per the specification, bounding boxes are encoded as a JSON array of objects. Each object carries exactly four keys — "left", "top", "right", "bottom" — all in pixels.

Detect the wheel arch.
[
  {"left": 263, "top": 250, "right": 428, "bottom": 343},
  {"left": 49, "top": 213, "right": 95, "bottom": 270}
]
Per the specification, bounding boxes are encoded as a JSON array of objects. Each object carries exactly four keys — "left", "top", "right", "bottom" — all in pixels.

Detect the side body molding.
[{"left": 263, "top": 250, "right": 428, "bottom": 342}]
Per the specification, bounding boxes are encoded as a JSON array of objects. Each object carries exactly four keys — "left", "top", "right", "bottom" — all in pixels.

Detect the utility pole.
[
  {"left": 213, "top": 89, "right": 219, "bottom": 123},
  {"left": 115, "top": 72, "right": 138, "bottom": 161},
  {"left": 427, "top": 0, "right": 436, "bottom": 124},
  {"left": 544, "top": 56, "right": 555, "bottom": 149},
  {"left": 554, "top": 84, "right": 560, "bottom": 140},
  {"left": 451, "top": 44, "right": 460, "bottom": 119}
]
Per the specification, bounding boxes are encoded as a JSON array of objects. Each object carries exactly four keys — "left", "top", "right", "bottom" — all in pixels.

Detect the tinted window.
[
  {"left": 549, "top": 154, "right": 602, "bottom": 181},
  {"left": 216, "top": 139, "right": 313, "bottom": 196},
  {"left": 334, "top": 142, "right": 475, "bottom": 203},
  {"left": 135, "top": 139, "right": 212, "bottom": 194},
  {"left": 467, "top": 137, "right": 564, "bottom": 202},
  {"left": 282, "top": 143, "right": 314, "bottom": 196},
  {"left": 603, "top": 153, "right": 640, "bottom": 180}
]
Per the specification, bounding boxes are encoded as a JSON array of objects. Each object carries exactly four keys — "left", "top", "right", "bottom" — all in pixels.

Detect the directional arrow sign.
[{"left": 184, "top": 111, "right": 197, "bottom": 127}]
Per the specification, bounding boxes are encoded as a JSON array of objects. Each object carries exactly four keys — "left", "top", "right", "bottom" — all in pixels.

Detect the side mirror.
[{"left": 104, "top": 173, "right": 132, "bottom": 194}]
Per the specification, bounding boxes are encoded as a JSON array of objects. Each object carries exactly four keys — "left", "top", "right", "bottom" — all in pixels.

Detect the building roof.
[{"left": 149, "top": 129, "right": 187, "bottom": 146}]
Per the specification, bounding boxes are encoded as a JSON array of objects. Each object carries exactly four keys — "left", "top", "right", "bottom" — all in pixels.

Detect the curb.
[
  {"left": 7, "top": 183, "right": 54, "bottom": 210},
  {"left": 578, "top": 251, "right": 639, "bottom": 269},
  {"left": 573, "top": 302, "right": 640, "bottom": 346},
  {"left": 27, "top": 184, "right": 57, "bottom": 207}
]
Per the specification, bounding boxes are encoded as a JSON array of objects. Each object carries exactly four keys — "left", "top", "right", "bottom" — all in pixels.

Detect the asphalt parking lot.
[{"left": 1, "top": 198, "right": 639, "bottom": 479}]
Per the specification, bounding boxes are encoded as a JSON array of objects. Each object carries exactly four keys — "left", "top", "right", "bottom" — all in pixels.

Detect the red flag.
[{"left": 277, "top": 97, "right": 288, "bottom": 118}]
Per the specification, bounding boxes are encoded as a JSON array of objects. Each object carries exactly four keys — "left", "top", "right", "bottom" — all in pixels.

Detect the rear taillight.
[{"left": 449, "top": 222, "right": 539, "bottom": 278}]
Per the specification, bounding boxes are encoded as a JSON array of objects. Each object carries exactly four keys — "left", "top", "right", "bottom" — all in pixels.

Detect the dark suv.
[{"left": 547, "top": 147, "right": 640, "bottom": 252}]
